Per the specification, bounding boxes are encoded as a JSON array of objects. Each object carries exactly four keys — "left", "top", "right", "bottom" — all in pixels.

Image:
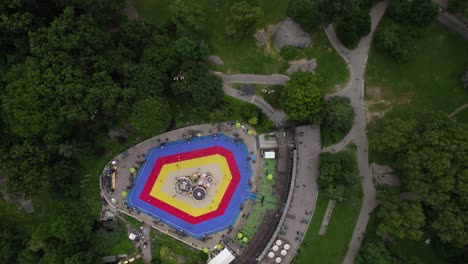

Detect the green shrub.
[
  {"left": 321, "top": 96, "right": 354, "bottom": 146},
  {"left": 280, "top": 46, "right": 299, "bottom": 61}
]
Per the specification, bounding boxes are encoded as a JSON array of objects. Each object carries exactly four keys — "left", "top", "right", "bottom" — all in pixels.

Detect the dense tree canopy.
[
  {"left": 319, "top": 151, "right": 359, "bottom": 201},
  {"left": 377, "top": 189, "right": 425, "bottom": 240},
  {"left": 355, "top": 241, "right": 392, "bottom": 264},
  {"left": 281, "top": 72, "right": 325, "bottom": 123},
  {"left": 225, "top": 1, "right": 263, "bottom": 37},
  {"left": 171, "top": 61, "right": 223, "bottom": 109},
  {"left": 371, "top": 113, "right": 468, "bottom": 248},
  {"left": 321, "top": 96, "right": 354, "bottom": 146},
  {"left": 129, "top": 98, "right": 171, "bottom": 138},
  {"left": 169, "top": 0, "right": 205, "bottom": 37},
  {"left": 288, "top": 0, "right": 370, "bottom": 31},
  {"left": 375, "top": 0, "right": 436, "bottom": 61}
]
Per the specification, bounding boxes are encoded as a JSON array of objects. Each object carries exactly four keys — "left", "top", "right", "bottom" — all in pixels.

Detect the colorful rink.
[{"left": 127, "top": 134, "right": 255, "bottom": 238}]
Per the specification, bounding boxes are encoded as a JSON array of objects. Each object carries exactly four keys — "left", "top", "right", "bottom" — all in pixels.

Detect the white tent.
[
  {"left": 268, "top": 252, "right": 275, "bottom": 258},
  {"left": 275, "top": 257, "right": 282, "bottom": 263},
  {"left": 208, "top": 248, "right": 236, "bottom": 264},
  {"left": 264, "top": 151, "right": 276, "bottom": 159},
  {"left": 281, "top": 250, "right": 287, "bottom": 256}
]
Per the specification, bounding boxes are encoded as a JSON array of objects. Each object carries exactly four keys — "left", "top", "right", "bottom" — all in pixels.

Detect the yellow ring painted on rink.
[{"left": 149, "top": 154, "right": 232, "bottom": 217}]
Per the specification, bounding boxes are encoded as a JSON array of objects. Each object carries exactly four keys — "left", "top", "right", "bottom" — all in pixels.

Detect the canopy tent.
[
  {"left": 121, "top": 191, "right": 127, "bottom": 197},
  {"left": 203, "top": 248, "right": 209, "bottom": 254},
  {"left": 235, "top": 122, "right": 241, "bottom": 128},
  {"left": 265, "top": 151, "right": 276, "bottom": 159},
  {"left": 267, "top": 174, "right": 273, "bottom": 180},
  {"left": 237, "top": 233, "right": 243, "bottom": 239},
  {"left": 247, "top": 129, "right": 253, "bottom": 135},
  {"left": 207, "top": 248, "right": 236, "bottom": 264},
  {"left": 242, "top": 237, "right": 248, "bottom": 243},
  {"left": 130, "top": 167, "right": 136, "bottom": 173}
]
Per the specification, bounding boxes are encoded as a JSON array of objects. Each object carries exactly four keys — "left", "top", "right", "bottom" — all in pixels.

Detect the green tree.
[
  {"left": 355, "top": 11, "right": 371, "bottom": 36},
  {"left": 118, "top": 19, "right": 152, "bottom": 60},
  {"left": 336, "top": 17, "right": 359, "bottom": 48},
  {"left": 129, "top": 63, "right": 168, "bottom": 101},
  {"left": 281, "top": 72, "right": 325, "bottom": 123},
  {"left": 321, "top": 96, "right": 354, "bottom": 146},
  {"left": 171, "top": 61, "right": 223, "bottom": 109},
  {"left": 160, "top": 246, "right": 172, "bottom": 261},
  {"left": 169, "top": 0, "right": 205, "bottom": 36},
  {"left": 409, "top": 0, "right": 438, "bottom": 27},
  {"left": 377, "top": 189, "right": 425, "bottom": 240},
  {"left": 174, "top": 36, "right": 209, "bottom": 61},
  {"left": 0, "top": 0, "right": 34, "bottom": 64},
  {"left": 287, "top": 0, "right": 319, "bottom": 31},
  {"left": 319, "top": 151, "right": 359, "bottom": 201},
  {"left": 225, "top": 1, "right": 263, "bottom": 37},
  {"left": 0, "top": 141, "right": 52, "bottom": 195},
  {"left": 374, "top": 20, "right": 416, "bottom": 62},
  {"left": 280, "top": 46, "right": 299, "bottom": 61},
  {"left": 129, "top": 98, "right": 171, "bottom": 138},
  {"left": 373, "top": 113, "right": 468, "bottom": 248},
  {"left": 356, "top": 241, "right": 392, "bottom": 264}
]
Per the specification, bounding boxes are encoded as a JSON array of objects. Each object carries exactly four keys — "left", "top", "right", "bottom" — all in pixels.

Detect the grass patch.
[
  {"left": 120, "top": 213, "right": 142, "bottom": 228},
  {"left": 365, "top": 22, "right": 468, "bottom": 119},
  {"left": 299, "top": 30, "right": 349, "bottom": 90},
  {"left": 453, "top": 106, "right": 468, "bottom": 124},
  {"left": 239, "top": 159, "right": 279, "bottom": 239},
  {"left": 151, "top": 229, "right": 207, "bottom": 264},
  {"left": 131, "top": 0, "right": 289, "bottom": 74},
  {"left": 294, "top": 148, "right": 362, "bottom": 264},
  {"left": 294, "top": 184, "right": 363, "bottom": 264},
  {"left": 93, "top": 219, "right": 137, "bottom": 256}
]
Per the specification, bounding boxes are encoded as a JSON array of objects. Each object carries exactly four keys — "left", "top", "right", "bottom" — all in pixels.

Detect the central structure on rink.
[{"left": 127, "top": 134, "right": 255, "bottom": 239}]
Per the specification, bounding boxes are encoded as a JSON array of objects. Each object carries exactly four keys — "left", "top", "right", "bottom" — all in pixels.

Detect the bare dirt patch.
[{"left": 365, "top": 86, "right": 414, "bottom": 123}]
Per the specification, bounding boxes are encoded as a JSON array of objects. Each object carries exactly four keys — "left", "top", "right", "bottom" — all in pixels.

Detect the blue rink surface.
[{"left": 127, "top": 134, "right": 255, "bottom": 238}]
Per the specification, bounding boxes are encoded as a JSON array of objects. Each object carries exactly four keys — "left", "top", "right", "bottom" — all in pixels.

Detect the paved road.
[
  {"left": 217, "top": 73, "right": 290, "bottom": 85},
  {"left": 214, "top": 72, "right": 289, "bottom": 123},
  {"left": 324, "top": 1, "right": 390, "bottom": 263}
]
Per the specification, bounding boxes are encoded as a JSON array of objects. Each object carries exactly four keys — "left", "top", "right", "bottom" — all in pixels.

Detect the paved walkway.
[
  {"left": 214, "top": 72, "right": 289, "bottom": 123},
  {"left": 433, "top": 0, "right": 468, "bottom": 40},
  {"left": 323, "top": 1, "right": 390, "bottom": 263},
  {"left": 448, "top": 103, "right": 468, "bottom": 117},
  {"left": 261, "top": 125, "right": 321, "bottom": 264}
]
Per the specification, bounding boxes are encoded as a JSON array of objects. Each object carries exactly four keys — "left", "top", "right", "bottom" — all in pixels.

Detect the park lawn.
[
  {"left": 151, "top": 229, "right": 207, "bottom": 264},
  {"left": 299, "top": 30, "right": 349, "bottom": 90},
  {"left": 360, "top": 211, "right": 449, "bottom": 264},
  {"left": 294, "top": 184, "right": 363, "bottom": 264},
  {"left": 365, "top": 22, "right": 468, "bottom": 120},
  {"left": 131, "top": 0, "right": 289, "bottom": 74}
]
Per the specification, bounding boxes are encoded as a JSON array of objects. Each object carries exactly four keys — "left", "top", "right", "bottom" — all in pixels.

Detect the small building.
[
  {"left": 264, "top": 151, "right": 276, "bottom": 159},
  {"left": 208, "top": 248, "right": 236, "bottom": 264}
]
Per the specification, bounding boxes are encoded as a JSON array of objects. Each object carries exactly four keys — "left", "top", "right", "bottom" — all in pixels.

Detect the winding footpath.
[
  {"left": 212, "top": 72, "right": 290, "bottom": 123},
  {"left": 323, "top": 1, "right": 390, "bottom": 263}
]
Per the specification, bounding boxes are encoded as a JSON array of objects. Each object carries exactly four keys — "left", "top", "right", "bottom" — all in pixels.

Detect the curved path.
[
  {"left": 213, "top": 72, "right": 289, "bottom": 123},
  {"left": 323, "top": 1, "right": 390, "bottom": 263},
  {"left": 448, "top": 103, "right": 468, "bottom": 117}
]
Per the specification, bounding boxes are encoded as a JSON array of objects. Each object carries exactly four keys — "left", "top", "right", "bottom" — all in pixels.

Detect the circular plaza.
[{"left": 100, "top": 124, "right": 262, "bottom": 250}]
